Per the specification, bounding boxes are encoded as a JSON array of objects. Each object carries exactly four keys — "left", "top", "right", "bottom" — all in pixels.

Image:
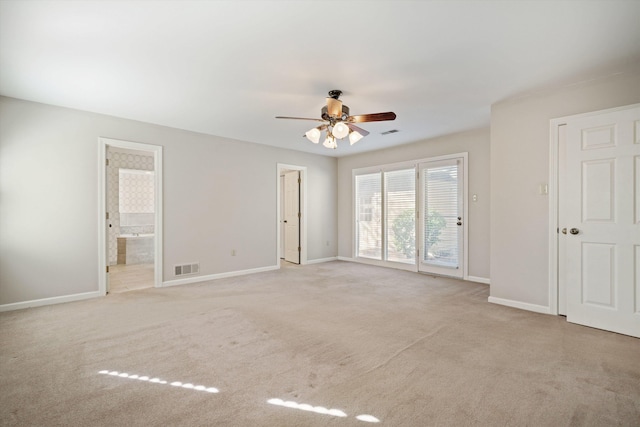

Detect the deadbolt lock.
[{"left": 561, "top": 228, "right": 567, "bottom": 234}]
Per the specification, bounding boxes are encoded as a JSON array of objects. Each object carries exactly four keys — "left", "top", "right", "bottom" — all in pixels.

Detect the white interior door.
[
  {"left": 283, "top": 170, "right": 300, "bottom": 264},
  {"left": 562, "top": 104, "right": 640, "bottom": 338},
  {"left": 418, "top": 158, "right": 464, "bottom": 278}
]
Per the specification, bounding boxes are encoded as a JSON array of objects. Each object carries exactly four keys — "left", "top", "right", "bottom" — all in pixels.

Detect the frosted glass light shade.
[
  {"left": 349, "top": 130, "right": 364, "bottom": 145},
  {"left": 323, "top": 135, "right": 337, "bottom": 149},
  {"left": 332, "top": 122, "right": 349, "bottom": 139},
  {"left": 305, "top": 127, "right": 321, "bottom": 144}
]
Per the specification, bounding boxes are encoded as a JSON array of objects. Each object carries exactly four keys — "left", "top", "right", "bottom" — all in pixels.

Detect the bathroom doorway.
[{"left": 98, "top": 138, "right": 163, "bottom": 295}]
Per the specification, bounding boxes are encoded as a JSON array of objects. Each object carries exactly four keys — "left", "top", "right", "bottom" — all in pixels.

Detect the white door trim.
[
  {"left": 276, "top": 163, "right": 307, "bottom": 267},
  {"left": 548, "top": 102, "right": 640, "bottom": 316},
  {"left": 98, "top": 137, "right": 163, "bottom": 295}
]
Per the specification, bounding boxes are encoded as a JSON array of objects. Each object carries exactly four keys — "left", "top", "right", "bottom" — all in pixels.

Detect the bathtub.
[{"left": 117, "top": 234, "right": 154, "bottom": 264}]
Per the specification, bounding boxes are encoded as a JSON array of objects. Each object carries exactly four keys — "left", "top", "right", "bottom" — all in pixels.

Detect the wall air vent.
[
  {"left": 381, "top": 129, "right": 399, "bottom": 135},
  {"left": 174, "top": 262, "right": 200, "bottom": 276}
]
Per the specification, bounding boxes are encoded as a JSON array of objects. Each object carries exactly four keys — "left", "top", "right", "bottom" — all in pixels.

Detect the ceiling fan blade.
[
  {"left": 326, "top": 98, "right": 343, "bottom": 117},
  {"left": 347, "top": 112, "right": 396, "bottom": 123},
  {"left": 276, "top": 116, "right": 326, "bottom": 122},
  {"left": 346, "top": 123, "right": 369, "bottom": 136}
]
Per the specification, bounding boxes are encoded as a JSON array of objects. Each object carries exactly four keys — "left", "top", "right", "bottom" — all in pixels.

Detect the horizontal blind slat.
[
  {"left": 356, "top": 173, "right": 382, "bottom": 260},
  {"left": 385, "top": 169, "right": 416, "bottom": 264},
  {"left": 423, "top": 164, "right": 459, "bottom": 268}
]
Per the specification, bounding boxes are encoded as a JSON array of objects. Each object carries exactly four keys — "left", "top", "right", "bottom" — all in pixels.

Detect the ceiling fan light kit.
[
  {"left": 349, "top": 130, "right": 364, "bottom": 145},
  {"left": 276, "top": 90, "right": 396, "bottom": 149},
  {"left": 332, "top": 122, "right": 349, "bottom": 139},
  {"left": 305, "top": 127, "right": 321, "bottom": 144},
  {"left": 323, "top": 135, "right": 337, "bottom": 149}
]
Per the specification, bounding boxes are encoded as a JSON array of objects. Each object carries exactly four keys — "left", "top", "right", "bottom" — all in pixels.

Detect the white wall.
[
  {"left": 0, "top": 96, "right": 337, "bottom": 306},
  {"left": 337, "top": 128, "right": 491, "bottom": 280},
  {"left": 490, "top": 66, "right": 640, "bottom": 309}
]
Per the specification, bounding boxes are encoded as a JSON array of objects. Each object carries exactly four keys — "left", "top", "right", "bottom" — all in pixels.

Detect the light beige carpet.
[{"left": 1, "top": 261, "right": 638, "bottom": 426}]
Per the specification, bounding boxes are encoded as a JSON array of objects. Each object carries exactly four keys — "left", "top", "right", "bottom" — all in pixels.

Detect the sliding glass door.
[
  {"left": 354, "top": 154, "right": 465, "bottom": 276},
  {"left": 418, "top": 158, "right": 464, "bottom": 277},
  {"left": 355, "top": 168, "right": 416, "bottom": 265}
]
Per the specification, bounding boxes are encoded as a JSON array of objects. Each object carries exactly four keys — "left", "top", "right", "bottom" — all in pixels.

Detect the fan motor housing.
[
  {"left": 328, "top": 89, "right": 342, "bottom": 99},
  {"left": 321, "top": 105, "right": 350, "bottom": 121}
]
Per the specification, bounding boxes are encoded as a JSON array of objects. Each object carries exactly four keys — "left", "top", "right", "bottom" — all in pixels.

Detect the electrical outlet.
[
  {"left": 232, "top": 249, "right": 236, "bottom": 256},
  {"left": 326, "top": 240, "right": 330, "bottom": 246}
]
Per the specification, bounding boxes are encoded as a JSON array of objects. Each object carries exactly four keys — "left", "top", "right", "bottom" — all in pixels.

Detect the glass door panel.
[
  {"left": 385, "top": 169, "right": 416, "bottom": 264},
  {"left": 356, "top": 173, "right": 382, "bottom": 260},
  {"left": 418, "top": 158, "right": 464, "bottom": 277}
]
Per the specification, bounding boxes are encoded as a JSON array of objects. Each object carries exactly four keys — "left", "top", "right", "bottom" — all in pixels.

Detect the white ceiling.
[{"left": 1, "top": 1, "right": 639, "bottom": 157}]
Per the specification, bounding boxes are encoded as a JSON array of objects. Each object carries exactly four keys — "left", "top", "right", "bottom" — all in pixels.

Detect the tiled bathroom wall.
[
  {"left": 107, "top": 148, "right": 155, "bottom": 265},
  {"left": 119, "top": 170, "right": 155, "bottom": 213}
]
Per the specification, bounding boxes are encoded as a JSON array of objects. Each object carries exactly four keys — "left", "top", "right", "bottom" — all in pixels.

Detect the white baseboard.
[
  {"left": 0, "top": 291, "right": 102, "bottom": 312},
  {"left": 336, "top": 256, "right": 354, "bottom": 262},
  {"left": 467, "top": 276, "right": 490, "bottom": 285},
  {"left": 162, "top": 264, "right": 279, "bottom": 288},
  {"left": 488, "top": 296, "right": 551, "bottom": 314},
  {"left": 305, "top": 257, "right": 338, "bottom": 265}
]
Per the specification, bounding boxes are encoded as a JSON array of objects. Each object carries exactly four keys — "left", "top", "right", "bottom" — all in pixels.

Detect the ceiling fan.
[{"left": 276, "top": 90, "right": 396, "bottom": 149}]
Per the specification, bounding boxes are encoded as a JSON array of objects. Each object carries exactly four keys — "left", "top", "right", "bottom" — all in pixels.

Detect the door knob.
[
  {"left": 569, "top": 228, "right": 579, "bottom": 235},
  {"left": 456, "top": 221, "right": 462, "bottom": 226},
  {"left": 283, "top": 220, "right": 287, "bottom": 223}
]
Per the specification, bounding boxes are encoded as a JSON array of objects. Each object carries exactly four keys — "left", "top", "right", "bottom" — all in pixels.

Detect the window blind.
[
  {"left": 355, "top": 173, "right": 382, "bottom": 260},
  {"left": 422, "top": 162, "right": 459, "bottom": 268},
  {"left": 385, "top": 169, "right": 416, "bottom": 264}
]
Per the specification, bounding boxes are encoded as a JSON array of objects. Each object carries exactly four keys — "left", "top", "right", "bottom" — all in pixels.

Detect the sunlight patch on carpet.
[
  {"left": 98, "top": 370, "right": 219, "bottom": 393},
  {"left": 356, "top": 414, "right": 381, "bottom": 423},
  {"left": 267, "top": 397, "right": 380, "bottom": 422},
  {"left": 267, "top": 398, "right": 347, "bottom": 417}
]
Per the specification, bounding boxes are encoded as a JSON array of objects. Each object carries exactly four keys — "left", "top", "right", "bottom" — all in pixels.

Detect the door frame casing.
[
  {"left": 548, "top": 102, "right": 640, "bottom": 316},
  {"left": 98, "top": 137, "right": 163, "bottom": 295},
  {"left": 276, "top": 163, "right": 307, "bottom": 267}
]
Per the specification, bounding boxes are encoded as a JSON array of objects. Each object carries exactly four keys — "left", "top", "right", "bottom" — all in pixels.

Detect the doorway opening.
[
  {"left": 277, "top": 164, "right": 307, "bottom": 266},
  {"left": 98, "top": 138, "right": 163, "bottom": 295}
]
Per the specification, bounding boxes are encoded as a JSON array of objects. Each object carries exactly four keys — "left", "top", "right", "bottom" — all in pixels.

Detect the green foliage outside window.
[{"left": 392, "top": 210, "right": 446, "bottom": 258}]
